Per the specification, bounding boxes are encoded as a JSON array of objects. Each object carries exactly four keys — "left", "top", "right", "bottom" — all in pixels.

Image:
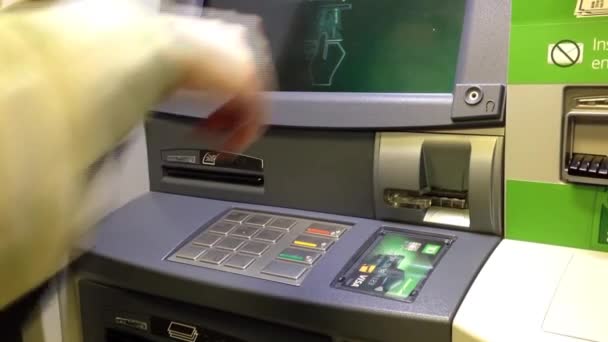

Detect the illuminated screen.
[
  {"left": 205, "top": 0, "right": 466, "bottom": 93},
  {"left": 333, "top": 228, "right": 452, "bottom": 302}
]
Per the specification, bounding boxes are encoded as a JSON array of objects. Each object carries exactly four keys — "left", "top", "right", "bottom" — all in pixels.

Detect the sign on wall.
[{"left": 510, "top": 0, "right": 608, "bottom": 84}]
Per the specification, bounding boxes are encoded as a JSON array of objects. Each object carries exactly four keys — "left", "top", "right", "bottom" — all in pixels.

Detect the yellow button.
[{"left": 294, "top": 240, "right": 317, "bottom": 248}]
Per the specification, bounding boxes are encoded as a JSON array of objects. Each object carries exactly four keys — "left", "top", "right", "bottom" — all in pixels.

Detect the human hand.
[{"left": 165, "top": 12, "right": 270, "bottom": 153}]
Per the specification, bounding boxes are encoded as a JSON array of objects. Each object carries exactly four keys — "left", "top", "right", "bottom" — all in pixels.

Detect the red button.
[
  {"left": 306, "top": 227, "right": 332, "bottom": 236},
  {"left": 305, "top": 223, "right": 346, "bottom": 238}
]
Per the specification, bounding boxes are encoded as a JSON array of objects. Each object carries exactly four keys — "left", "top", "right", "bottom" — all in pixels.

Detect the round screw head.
[{"left": 465, "top": 86, "right": 484, "bottom": 105}]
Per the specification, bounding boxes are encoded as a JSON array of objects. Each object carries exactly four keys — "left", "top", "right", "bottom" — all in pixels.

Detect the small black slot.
[
  {"left": 106, "top": 328, "right": 152, "bottom": 342},
  {"left": 567, "top": 153, "right": 608, "bottom": 179},
  {"left": 163, "top": 166, "right": 264, "bottom": 186}
]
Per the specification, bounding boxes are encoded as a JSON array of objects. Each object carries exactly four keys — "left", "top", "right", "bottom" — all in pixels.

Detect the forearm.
[
  {"left": 0, "top": 2, "right": 179, "bottom": 308},
  {"left": 0, "top": 0, "right": 262, "bottom": 308}
]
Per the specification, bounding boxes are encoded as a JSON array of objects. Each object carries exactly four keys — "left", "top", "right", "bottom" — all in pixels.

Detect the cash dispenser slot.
[
  {"left": 562, "top": 93, "right": 608, "bottom": 186},
  {"left": 375, "top": 133, "right": 503, "bottom": 235},
  {"left": 161, "top": 149, "right": 264, "bottom": 187}
]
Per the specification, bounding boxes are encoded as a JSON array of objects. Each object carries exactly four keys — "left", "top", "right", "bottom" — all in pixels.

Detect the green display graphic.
[
  {"left": 510, "top": 0, "right": 608, "bottom": 84},
  {"left": 207, "top": 0, "right": 466, "bottom": 93},
  {"left": 281, "top": 0, "right": 466, "bottom": 93},
  {"left": 334, "top": 229, "right": 450, "bottom": 302}
]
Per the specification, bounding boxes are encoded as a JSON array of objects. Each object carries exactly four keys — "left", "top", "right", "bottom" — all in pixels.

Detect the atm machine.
[{"left": 71, "top": 1, "right": 510, "bottom": 341}]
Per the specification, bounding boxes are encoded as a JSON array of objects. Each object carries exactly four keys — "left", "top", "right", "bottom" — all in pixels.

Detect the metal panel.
[
  {"left": 79, "top": 281, "right": 330, "bottom": 342},
  {"left": 74, "top": 193, "right": 500, "bottom": 342},
  {"left": 154, "top": 0, "right": 510, "bottom": 128},
  {"left": 146, "top": 114, "right": 376, "bottom": 218},
  {"left": 374, "top": 132, "right": 503, "bottom": 235}
]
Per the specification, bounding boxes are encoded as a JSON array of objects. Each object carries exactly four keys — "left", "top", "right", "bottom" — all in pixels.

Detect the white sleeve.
[{"left": 0, "top": 0, "right": 258, "bottom": 308}]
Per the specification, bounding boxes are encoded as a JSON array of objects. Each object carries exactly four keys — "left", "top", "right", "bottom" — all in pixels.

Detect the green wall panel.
[
  {"left": 506, "top": 180, "right": 608, "bottom": 252},
  {"left": 510, "top": 0, "right": 608, "bottom": 84}
]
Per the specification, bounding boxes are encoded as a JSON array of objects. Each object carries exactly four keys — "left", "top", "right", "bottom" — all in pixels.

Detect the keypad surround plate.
[{"left": 167, "top": 209, "right": 351, "bottom": 286}]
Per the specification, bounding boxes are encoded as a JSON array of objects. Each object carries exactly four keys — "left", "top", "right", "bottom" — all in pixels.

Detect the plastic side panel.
[
  {"left": 74, "top": 193, "right": 500, "bottom": 342},
  {"left": 146, "top": 114, "right": 375, "bottom": 218},
  {"left": 453, "top": 240, "right": 575, "bottom": 342}
]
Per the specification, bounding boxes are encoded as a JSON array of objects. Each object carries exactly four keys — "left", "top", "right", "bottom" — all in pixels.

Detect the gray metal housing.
[
  {"left": 75, "top": 193, "right": 499, "bottom": 342},
  {"left": 155, "top": 0, "right": 511, "bottom": 128},
  {"left": 147, "top": 114, "right": 377, "bottom": 219},
  {"left": 374, "top": 133, "right": 504, "bottom": 235},
  {"left": 148, "top": 114, "right": 503, "bottom": 235},
  {"left": 74, "top": 1, "right": 510, "bottom": 340},
  {"left": 561, "top": 87, "right": 608, "bottom": 186}
]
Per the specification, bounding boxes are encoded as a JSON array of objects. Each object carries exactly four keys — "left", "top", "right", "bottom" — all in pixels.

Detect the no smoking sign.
[{"left": 547, "top": 40, "right": 584, "bottom": 67}]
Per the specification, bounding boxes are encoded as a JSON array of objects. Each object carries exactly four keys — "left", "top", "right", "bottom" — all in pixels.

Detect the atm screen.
[
  {"left": 333, "top": 228, "right": 452, "bottom": 302},
  {"left": 204, "top": 0, "right": 467, "bottom": 93}
]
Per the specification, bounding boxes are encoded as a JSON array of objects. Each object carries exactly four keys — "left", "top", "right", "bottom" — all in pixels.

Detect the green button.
[
  {"left": 279, "top": 253, "right": 305, "bottom": 262},
  {"left": 277, "top": 248, "right": 321, "bottom": 265},
  {"left": 422, "top": 244, "right": 441, "bottom": 255}
]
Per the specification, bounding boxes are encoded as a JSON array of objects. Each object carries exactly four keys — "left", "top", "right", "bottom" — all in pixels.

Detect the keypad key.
[
  {"left": 268, "top": 218, "right": 297, "bottom": 230},
  {"left": 292, "top": 235, "right": 333, "bottom": 251},
  {"left": 224, "top": 254, "right": 256, "bottom": 270},
  {"left": 305, "top": 223, "right": 346, "bottom": 238},
  {"left": 277, "top": 248, "right": 321, "bottom": 265},
  {"left": 231, "top": 226, "right": 260, "bottom": 239},
  {"left": 589, "top": 156, "right": 604, "bottom": 174},
  {"left": 569, "top": 154, "right": 584, "bottom": 172},
  {"left": 192, "top": 233, "right": 223, "bottom": 247},
  {"left": 245, "top": 215, "right": 273, "bottom": 226},
  {"left": 239, "top": 241, "right": 271, "bottom": 256},
  {"left": 261, "top": 260, "right": 308, "bottom": 280},
  {"left": 209, "top": 221, "right": 236, "bottom": 235},
  {"left": 579, "top": 155, "right": 594, "bottom": 172},
  {"left": 254, "top": 229, "right": 284, "bottom": 243},
  {"left": 215, "top": 237, "right": 247, "bottom": 251},
  {"left": 175, "top": 245, "right": 206, "bottom": 260},
  {"left": 600, "top": 158, "right": 608, "bottom": 177},
  {"left": 198, "top": 250, "right": 231, "bottom": 265},
  {"left": 224, "top": 211, "right": 249, "bottom": 223}
]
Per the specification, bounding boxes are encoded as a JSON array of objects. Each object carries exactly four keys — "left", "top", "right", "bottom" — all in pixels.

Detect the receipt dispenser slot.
[
  {"left": 562, "top": 91, "right": 608, "bottom": 186},
  {"left": 375, "top": 133, "right": 503, "bottom": 235}
]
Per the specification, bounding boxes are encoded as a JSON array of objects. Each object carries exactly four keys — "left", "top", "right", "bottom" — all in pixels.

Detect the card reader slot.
[
  {"left": 375, "top": 133, "right": 501, "bottom": 234},
  {"left": 162, "top": 166, "right": 264, "bottom": 187},
  {"left": 562, "top": 91, "right": 608, "bottom": 186},
  {"left": 566, "top": 153, "right": 608, "bottom": 178}
]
